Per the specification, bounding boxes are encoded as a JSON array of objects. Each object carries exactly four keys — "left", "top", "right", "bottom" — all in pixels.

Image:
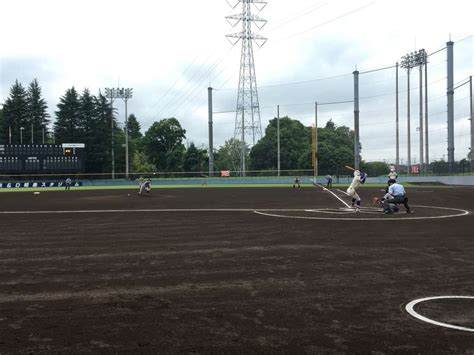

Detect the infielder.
[
  {"left": 293, "top": 177, "right": 301, "bottom": 188},
  {"left": 346, "top": 170, "right": 366, "bottom": 211},
  {"left": 137, "top": 177, "right": 152, "bottom": 196},
  {"left": 386, "top": 167, "right": 398, "bottom": 193},
  {"left": 388, "top": 167, "right": 398, "bottom": 181}
]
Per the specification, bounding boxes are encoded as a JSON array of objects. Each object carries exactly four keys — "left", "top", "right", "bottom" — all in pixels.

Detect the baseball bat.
[{"left": 344, "top": 165, "right": 355, "bottom": 171}]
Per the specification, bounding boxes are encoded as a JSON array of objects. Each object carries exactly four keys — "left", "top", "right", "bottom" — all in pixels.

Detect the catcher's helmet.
[{"left": 388, "top": 179, "right": 396, "bottom": 184}]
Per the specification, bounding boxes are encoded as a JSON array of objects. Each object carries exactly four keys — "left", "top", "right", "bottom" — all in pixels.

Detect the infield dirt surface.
[{"left": 0, "top": 186, "right": 473, "bottom": 353}]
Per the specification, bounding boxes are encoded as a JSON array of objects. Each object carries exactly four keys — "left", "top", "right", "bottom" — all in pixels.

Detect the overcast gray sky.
[{"left": 1, "top": 0, "right": 473, "bottom": 163}]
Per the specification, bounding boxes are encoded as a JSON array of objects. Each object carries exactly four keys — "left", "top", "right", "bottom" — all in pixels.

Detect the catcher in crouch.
[{"left": 346, "top": 169, "right": 367, "bottom": 211}]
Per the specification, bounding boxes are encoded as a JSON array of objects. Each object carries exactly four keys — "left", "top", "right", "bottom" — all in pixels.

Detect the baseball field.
[{"left": 0, "top": 185, "right": 473, "bottom": 353}]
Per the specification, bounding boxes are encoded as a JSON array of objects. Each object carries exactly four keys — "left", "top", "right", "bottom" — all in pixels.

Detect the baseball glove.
[{"left": 372, "top": 197, "right": 381, "bottom": 206}]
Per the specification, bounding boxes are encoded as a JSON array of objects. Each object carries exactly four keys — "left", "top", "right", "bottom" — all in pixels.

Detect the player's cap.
[{"left": 388, "top": 179, "right": 396, "bottom": 184}]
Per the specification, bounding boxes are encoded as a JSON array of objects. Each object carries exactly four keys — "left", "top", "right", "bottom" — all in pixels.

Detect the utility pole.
[
  {"left": 277, "top": 105, "right": 280, "bottom": 176},
  {"left": 353, "top": 70, "right": 360, "bottom": 169},
  {"left": 226, "top": 0, "right": 267, "bottom": 176},
  {"left": 470, "top": 76, "right": 473, "bottom": 171},
  {"left": 425, "top": 57, "right": 429, "bottom": 169},
  {"left": 395, "top": 62, "right": 400, "bottom": 168},
  {"left": 446, "top": 41, "right": 455, "bottom": 172},
  {"left": 208, "top": 87, "right": 214, "bottom": 177},
  {"left": 315, "top": 101, "right": 318, "bottom": 180}
]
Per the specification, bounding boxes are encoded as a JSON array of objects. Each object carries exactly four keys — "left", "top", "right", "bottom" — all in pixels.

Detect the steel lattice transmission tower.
[{"left": 226, "top": 0, "right": 267, "bottom": 175}]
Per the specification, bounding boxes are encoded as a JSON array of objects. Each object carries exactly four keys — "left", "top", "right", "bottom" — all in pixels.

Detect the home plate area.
[{"left": 254, "top": 205, "right": 468, "bottom": 220}]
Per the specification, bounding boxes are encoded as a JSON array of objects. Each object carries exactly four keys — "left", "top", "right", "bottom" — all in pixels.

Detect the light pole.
[
  {"left": 104, "top": 88, "right": 119, "bottom": 179},
  {"left": 120, "top": 88, "right": 133, "bottom": 179},
  {"left": 401, "top": 50, "right": 427, "bottom": 174},
  {"left": 20, "top": 127, "right": 24, "bottom": 144}
]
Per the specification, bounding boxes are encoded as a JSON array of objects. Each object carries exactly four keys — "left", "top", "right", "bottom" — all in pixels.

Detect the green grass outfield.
[{"left": 0, "top": 182, "right": 459, "bottom": 193}]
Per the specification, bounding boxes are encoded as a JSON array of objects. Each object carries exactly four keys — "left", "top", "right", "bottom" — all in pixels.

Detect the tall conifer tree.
[
  {"left": 54, "top": 87, "right": 81, "bottom": 143},
  {"left": 27, "top": 79, "right": 49, "bottom": 144},
  {"left": 2, "top": 80, "right": 29, "bottom": 144}
]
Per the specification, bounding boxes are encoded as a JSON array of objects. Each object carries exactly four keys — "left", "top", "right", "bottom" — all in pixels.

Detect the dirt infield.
[{"left": 0, "top": 186, "right": 473, "bottom": 353}]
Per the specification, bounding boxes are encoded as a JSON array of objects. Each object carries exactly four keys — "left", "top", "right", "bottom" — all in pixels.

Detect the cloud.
[{"left": 1, "top": 0, "right": 472, "bottom": 163}]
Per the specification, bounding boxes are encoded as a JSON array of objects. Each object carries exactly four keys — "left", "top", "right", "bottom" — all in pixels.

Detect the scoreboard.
[{"left": 0, "top": 143, "right": 85, "bottom": 173}]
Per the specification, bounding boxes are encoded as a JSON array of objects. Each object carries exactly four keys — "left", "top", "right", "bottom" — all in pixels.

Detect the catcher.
[{"left": 373, "top": 179, "right": 411, "bottom": 214}]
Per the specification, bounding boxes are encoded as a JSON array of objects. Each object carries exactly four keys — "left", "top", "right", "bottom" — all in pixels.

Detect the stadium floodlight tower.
[
  {"left": 226, "top": 0, "right": 267, "bottom": 176},
  {"left": 400, "top": 52, "right": 418, "bottom": 174},
  {"left": 117, "top": 88, "right": 133, "bottom": 179},
  {"left": 104, "top": 87, "right": 121, "bottom": 179},
  {"left": 400, "top": 49, "right": 427, "bottom": 174}
]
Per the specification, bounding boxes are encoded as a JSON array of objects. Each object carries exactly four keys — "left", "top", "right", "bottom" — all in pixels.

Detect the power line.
[
  {"left": 360, "top": 64, "right": 396, "bottom": 75},
  {"left": 279, "top": 1, "right": 376, "bottom": 41},
  {"left": 265, "top": 1, "right": 328, "bottom": 33}
]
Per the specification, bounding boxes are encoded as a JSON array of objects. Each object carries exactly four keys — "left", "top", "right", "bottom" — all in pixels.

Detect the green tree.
[
  {"left": 250, "top": 116, "right": 311, "bottom": 170},
  {"left": 125, "top": 113, "right": 142, "bottom": 174},
  {"left": 87, "top": 93, "right": 114, "bottom": 173},
  {"left": 54, "top": 87, "right": 81, "bottom": 143},
  {"left": 360, "top": 161, "right": 389, "bottom": 177},
  {"left": 0, "top": 107, "right": 4, "bottom": 144},
  {"left": 2, "top": 80, "right": 29, "bottom": 144},
  {"left": 131, "top": 150, "right": 156, "bottom": 173},
  {"left": 315, "top": 122, "right": 354, "bottom": 175},
  {"left": 214, "top": 138, "right": 247, "bottom": 172},
  {"left": 183, "top": 142, "right": 208, "bottom": 172},
  {"left": 127, "top": 114, "right": 142, "bottom": 139},
  {"left": 143, "top": 117, "right": 186, "bottom": 171},
  {"left": 249, "top": 117, "right": 354, "bottom": 175},
  {"left": 78, "top": 89, "right": 100, "bottom": 172},
  {"left": 430, "top": 160, "right": 449, "bottom": 174},
  {"left": 26, "top": 79, "right": 49, "bottom": 144}
]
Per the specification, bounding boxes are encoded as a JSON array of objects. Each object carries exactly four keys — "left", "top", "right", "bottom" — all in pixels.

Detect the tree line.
[{"left": 1, "top": 78, "right": 408, "bottom": 176}]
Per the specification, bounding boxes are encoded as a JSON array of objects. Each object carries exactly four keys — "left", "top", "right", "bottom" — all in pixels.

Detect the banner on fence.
[
  {"left": 410, "top": 165, "right": 420, "bottom": 174},
  {"left": 0, "top": 182, "right": 83, "bottom": 188}
]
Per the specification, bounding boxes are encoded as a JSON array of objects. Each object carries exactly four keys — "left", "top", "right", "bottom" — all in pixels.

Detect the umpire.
[{"left": 382, "top": 179, "right": 412, "bottom": 214}]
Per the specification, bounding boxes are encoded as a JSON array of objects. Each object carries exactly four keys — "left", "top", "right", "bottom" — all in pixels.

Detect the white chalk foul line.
[
  {"left": 0, "top": 208, "right": 302, "bottom": 214},
  {"left": 0, "top": 206, "right": 469, "bottom": 221},
  {"left": 405, "top": 296, "right": 474, "bottom": 332},
  {"left": 315, "top": 183, "right": 351, "bottom": 208}
]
